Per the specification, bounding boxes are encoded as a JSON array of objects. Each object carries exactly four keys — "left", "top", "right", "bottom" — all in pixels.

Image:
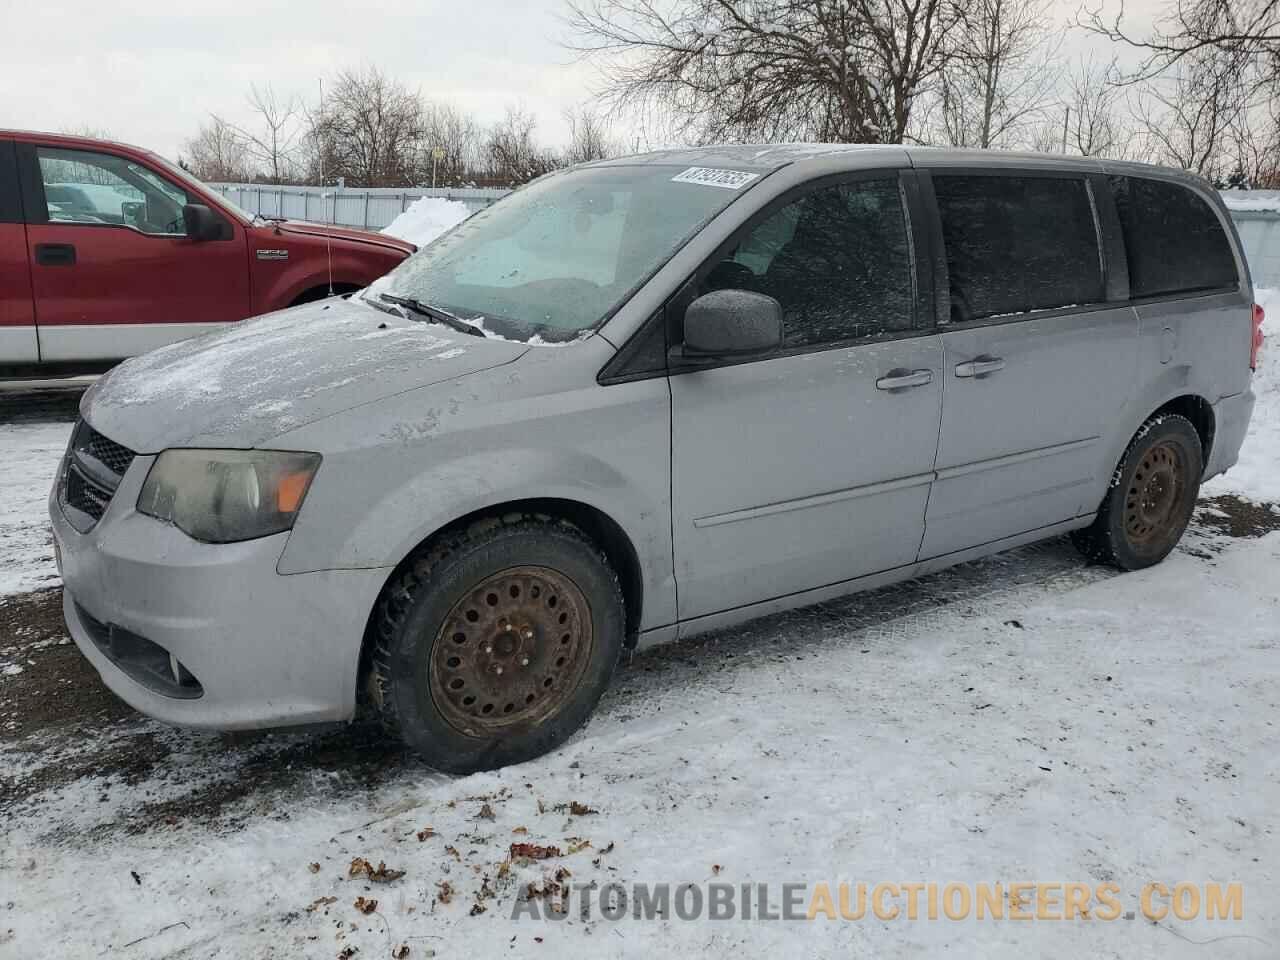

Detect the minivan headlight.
[{"left": 137, "top": 449, "right": 321, "bottom": 543}]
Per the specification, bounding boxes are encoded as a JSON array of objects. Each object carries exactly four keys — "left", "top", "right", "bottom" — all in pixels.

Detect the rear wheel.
[
  {"left": 1071, "top": 414, "right": 1202, "bottom": 570},
  {"left": 368, "top": 514, "right": 624, "bottom": 773}
]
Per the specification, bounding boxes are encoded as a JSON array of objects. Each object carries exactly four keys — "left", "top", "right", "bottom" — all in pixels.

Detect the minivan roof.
[{"left": 588, "top": 143, "right": 1201, "bottom": 183}]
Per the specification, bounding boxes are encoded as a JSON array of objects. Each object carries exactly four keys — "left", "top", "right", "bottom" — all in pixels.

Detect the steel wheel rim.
[
  {"left": 429, "top": 565, "right": 594, "bottom": 737},
  {"left": 1124, "top": 440, "right": 1186, "bottom": 547}
]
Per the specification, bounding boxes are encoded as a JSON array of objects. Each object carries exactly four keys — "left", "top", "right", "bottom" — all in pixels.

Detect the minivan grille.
[
  {"left": 64, "top": 464, "right": 114, "bottom": 520},
  {"left": 59, "top": 419, "right": 136, "bottom": 533},
  {"left": 75, "top": 423, "right": 136, "bottom": 476}
]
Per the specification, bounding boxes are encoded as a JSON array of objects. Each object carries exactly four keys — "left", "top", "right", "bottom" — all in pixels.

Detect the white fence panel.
[
  {"left": 1224, "top": 192, "right": 1280, "bottom": 290},
  {"left": 208, "top": 183, "right": 510, "bottom": 230}
]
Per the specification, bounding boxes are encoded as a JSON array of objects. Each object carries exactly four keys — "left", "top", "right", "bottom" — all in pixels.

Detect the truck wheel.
[
  {"left": 368, "top": 514, "right": 624, "bottom": 773},
  {"left": 1071, "top": 414, "right": 1202, "bottom": 570}
]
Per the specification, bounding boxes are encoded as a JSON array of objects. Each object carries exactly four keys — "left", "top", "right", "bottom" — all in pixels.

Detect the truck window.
[
  {"left": 934, "top": 175, "right": 1104, "bottom": 323},
  {"left": 36, "top": 147, "right": 191, "bottom": 236},
  {"left": 1109, "top": 176, "right": 1238, "bottom": 297}
]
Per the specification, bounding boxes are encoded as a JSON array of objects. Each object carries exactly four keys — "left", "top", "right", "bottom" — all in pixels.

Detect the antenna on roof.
[{"left": 320, "top": 76, "right": 334, "bottom": 297}]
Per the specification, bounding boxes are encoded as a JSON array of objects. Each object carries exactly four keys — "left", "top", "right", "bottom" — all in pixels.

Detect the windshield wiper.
[{"left": 378, "top": 294, "right": 486, "bottom": 338}]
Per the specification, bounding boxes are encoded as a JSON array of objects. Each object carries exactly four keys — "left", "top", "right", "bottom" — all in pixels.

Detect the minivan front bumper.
[{"left": 50, "top": 451, "right": 387, "bottom": 730}]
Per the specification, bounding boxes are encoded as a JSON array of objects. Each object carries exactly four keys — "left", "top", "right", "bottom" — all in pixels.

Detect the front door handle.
[
  {"left": 955, "top": 355, "right": 1005, "bottom": 378},
  {"left": 35, "top": 243, "right": 76, "bottom": 267},
  {"left": 875, "top": 368, "right": 934, "bottom": 391}
]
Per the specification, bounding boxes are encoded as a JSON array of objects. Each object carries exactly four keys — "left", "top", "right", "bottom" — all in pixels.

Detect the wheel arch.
[
  {"left": 1150, "top": 394, "right": 1215, "bottom": 468},
  {"left": 289, "top": 281, "right": 362, "bottom": 307},
  {"left": 1087, "top": 389, "right": 1217, "bottom": 519}
]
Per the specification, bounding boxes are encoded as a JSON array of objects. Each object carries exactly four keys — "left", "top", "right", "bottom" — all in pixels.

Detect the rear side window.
[
  {"left": 934, "top": 176, "right": 1103, "bottom": 322},
  {"left": 1109, "top": 176, "right": 1238, "bottom": 297},
  {"left": 705, "top": 178, "right": 914, "bottom": 347}
]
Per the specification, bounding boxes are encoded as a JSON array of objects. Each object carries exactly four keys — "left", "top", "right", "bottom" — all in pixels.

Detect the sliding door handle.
[
  {"left": 955, "top": 356, "right": 1005, "bottom": 378},
  {"left": 875, "top": 368, "right": 934, "bottom": 391}
]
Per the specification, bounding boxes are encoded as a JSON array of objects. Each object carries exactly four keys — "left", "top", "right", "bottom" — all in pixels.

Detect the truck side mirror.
[{"left": 182, "top": 204, "right": 227, "bottom": 242}]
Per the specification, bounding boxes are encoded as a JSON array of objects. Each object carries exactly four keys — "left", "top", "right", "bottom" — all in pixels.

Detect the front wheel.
[
  {"left": 368, "top": 514, "right": 624, "bottom": 773},
  {"left": 1071, "top": 413, "right": 1203, "bottom": 570}
]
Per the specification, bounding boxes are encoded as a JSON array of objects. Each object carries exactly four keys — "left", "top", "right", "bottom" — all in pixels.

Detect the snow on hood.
[{"left": 82, "top": 298, "right": 527, "bottom": 453}]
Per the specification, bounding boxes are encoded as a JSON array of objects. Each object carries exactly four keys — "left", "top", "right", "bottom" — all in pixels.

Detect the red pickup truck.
[{"left": 0, "top": 130, "right": 414, "bottom": 370}]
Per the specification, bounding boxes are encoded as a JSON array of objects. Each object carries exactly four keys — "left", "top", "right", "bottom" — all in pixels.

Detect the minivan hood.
[{"left": 82, "top": 298, "right": 527, "bottom": 452}]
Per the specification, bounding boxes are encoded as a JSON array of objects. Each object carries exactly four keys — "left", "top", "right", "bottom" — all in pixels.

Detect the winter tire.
[{"left": 368, "top": 513, "right": 625, "bottom": 773}]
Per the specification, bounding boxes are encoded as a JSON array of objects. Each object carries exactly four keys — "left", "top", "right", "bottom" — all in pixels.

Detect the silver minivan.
[{"left": 50, "top": 146, "right": 1261, "bottom": 772}]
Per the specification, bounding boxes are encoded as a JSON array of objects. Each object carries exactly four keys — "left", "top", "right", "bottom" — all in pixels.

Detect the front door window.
[{"left": 36, "top": 147, "right": 191, "bottom": 236}]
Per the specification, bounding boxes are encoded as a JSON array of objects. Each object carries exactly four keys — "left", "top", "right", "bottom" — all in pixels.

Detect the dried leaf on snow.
[
  {"left": 348, "top": 858, "right": 405, "bottom": 883},
  {"left": 509, "top": 842, "right": 561, "bottom": 861}
]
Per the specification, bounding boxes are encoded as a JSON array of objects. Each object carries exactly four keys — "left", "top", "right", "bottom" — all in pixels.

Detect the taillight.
[{"left": 1251, "top": 303, "right": 1265, "bottom": 371}]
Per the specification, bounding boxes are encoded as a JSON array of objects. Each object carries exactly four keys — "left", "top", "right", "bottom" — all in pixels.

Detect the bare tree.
[
  {"left": 59, "top": 125, "right": 115, "bottom": 141},
  {"left": 933, "top": 0, "right": 1059, "bottom": 148},
  {"left": 1130, "top": 51, "right": 1241, "bottom": 178},
  {"left": 1063, "top": 57, "right": 1123, "bottom": 157},
  {"left": 218, "top": 84, "right": 302, "bottom": 183},
  {"left": 309, "top": 67, "right": 426, "bottom": 187},
  {"left": 420, "top": 102, "right": 482, "bottom": 185},
  {"left": 565, "top": 0, "right": 964, "bottom": 144},
  {"left": 1227, "top": 100, "right": 1280, "bottom": 187},
  {"left": 1080, "top": 0, "right": 1279, "bottom": 91},
  {"left": 182, "top": 117, "right": 253, "bottom": 182},
  {"left": 485, "top": 106, "right": 560, "bottom": 184},
  {"left": 563, "top": 106, "right": 619, "bottom": 163}
]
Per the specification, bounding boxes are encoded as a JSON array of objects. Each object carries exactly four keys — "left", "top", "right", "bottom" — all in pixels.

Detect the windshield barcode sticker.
[{"left": 671, "top": 167, "right": 759, "bottom": 190}]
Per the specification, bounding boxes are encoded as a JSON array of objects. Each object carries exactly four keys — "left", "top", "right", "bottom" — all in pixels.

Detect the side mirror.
[
  {"left": 671, "top": 289, "right": 783, "bottom": 365},
  {"left": 182, "top": 204, "right": 226, "bottom": 241}
]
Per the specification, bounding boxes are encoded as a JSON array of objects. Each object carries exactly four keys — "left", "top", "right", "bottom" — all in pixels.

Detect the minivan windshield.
[{"left": 369, "top": 164, "right": 761, "bottom": 343}]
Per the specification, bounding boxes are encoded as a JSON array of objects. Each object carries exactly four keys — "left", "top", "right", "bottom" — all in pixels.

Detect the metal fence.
[
  {"left": 208, "top": 183, "right": 511, "bottom": 231},
  {"left": 1225, "top": 193, "right": 1280, "bottom": 290}
]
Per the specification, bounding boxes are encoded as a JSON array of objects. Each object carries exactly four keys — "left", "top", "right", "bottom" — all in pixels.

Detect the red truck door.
[
  {"left": 18, "top": 142, "right": 250, "bottom": 362},
  {"left": 0, "top": 139, "right": 37, "bottom": 363}
]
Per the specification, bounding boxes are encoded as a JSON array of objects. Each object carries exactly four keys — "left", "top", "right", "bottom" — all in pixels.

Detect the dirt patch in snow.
[
  {"left": 1196, "top": 493, "right": 1280, "bottom": 539},
  {"left": 0, "top": 588, "right": 132, "bottom": 740}
]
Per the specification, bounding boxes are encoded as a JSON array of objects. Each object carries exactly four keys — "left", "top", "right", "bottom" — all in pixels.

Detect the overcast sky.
[{"left": 1, "top": 0, "right": 1164, "bottom": 164}]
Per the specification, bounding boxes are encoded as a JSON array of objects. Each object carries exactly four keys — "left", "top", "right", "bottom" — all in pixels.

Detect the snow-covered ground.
[
  {"left": 1203, "top": 286, "right": 1278, "bottom": 503},
  {"left": 2, "top": 516, "right": 1277, "bottom": 958},
  {"left": 0, "top": 419, "right": 71, "bottom": 596},
  {"left": 381, "top": 197, "right": 471, "bottom": 247}
]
